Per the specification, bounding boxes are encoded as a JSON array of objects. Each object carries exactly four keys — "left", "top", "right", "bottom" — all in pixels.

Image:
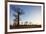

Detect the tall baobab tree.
[
  {"left": 13, "top": 7, "right": 24, "bottom": 27},
  {"left": 10, "top": 5, "right": 24, "bottom": 28}
]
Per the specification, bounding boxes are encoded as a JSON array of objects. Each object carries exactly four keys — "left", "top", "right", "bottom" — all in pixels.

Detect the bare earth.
[{"left": 10, "top": 25, "right": 41, "bottom": 29}]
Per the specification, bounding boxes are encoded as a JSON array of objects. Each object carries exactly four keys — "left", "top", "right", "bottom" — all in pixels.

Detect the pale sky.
[{"left": 10, "top": 5, "right": 42, "bottom": 25}]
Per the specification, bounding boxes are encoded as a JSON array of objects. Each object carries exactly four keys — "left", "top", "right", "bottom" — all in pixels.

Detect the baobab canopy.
[{"left": 10, "top": 5, "right": 24, "bottom": 15}]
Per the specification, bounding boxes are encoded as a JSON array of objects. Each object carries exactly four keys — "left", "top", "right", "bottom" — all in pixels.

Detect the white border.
[{"left": 7, "top": 2, "right": 43, "bottom": 32}]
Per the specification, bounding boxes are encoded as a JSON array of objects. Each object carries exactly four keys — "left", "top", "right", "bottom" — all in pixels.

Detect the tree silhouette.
[
  {"left": 24, "top": 21, "right": 28, "bottom": 25},
  {"left": 13, "top": 7, "right": 24, "bottom": 27}
]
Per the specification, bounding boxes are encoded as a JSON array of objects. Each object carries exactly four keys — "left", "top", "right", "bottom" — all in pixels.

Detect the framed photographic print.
[{"left": 5, "top": 1, "right": 45, "bottom": 34}]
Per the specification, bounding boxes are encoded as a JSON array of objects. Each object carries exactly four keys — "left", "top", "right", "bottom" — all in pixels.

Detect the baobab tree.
[{"left": 13, "top": 7, "right": 24, "bottom": 28}]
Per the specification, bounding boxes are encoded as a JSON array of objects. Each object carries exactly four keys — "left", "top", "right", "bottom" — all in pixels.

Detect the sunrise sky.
[{"left": 10, "top": 5, "right": 42, "bottom": 25}]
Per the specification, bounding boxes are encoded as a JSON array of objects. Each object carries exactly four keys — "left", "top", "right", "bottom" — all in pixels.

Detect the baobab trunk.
[{"left": 17, "top": 12, "right": 19, "bottom": 26}]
